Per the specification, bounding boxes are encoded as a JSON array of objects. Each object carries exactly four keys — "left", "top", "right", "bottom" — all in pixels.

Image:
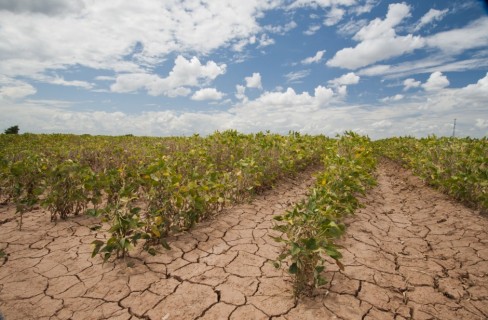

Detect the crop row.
[
  {"left": 0, "top": 131, "right": 332, "bottom": 259},
  {"left": 273, "top": 132, "right": 377, "bottom": 297},
  {"left": 375, "top": 136, "right": 487, "bottom": 214}
]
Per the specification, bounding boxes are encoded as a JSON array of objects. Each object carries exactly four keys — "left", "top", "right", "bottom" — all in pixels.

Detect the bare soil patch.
[{"left": 1, "top": 161, "right": 487, "bottom": 319}]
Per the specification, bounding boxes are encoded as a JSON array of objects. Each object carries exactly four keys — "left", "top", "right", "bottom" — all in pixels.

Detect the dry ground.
[{"left": 0, "top": 161, "right": 487, "bottom": 320}]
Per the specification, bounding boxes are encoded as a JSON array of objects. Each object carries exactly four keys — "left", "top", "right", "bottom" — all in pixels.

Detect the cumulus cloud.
[
  {"left": 0, "top": 76, "right": 37, "bottom": 100},
  {"left": 235, "top": 85, "right": 247, "bottom": 101},
  {"left": 301, "top": 50, "right": 326, "bottom": 64},
  {"left": 403, "top": 78, "right": 421, "bottom": 91},
  {"left": 191, "top": 88, "right": 224, "bottom": 101},
  {"left": 328, "top": 72, "right": 360, "bottom": 86},
  {"left": 304, "top": 25, "right": 321, "bottom": 35},
  {"left": 414, "top": 8, "right": 448, "bottom": 32},
  {"left": 110, "top": 55, "right": 226, "bottom": 96},
  {"left": 380, "top": 94, "right": 404, "bottom": 102},
  {"left": 327, "top": 3, "right": 425, "bottom": 69},
  {"left": 232, "top": 86, "right": 335, "bottom": 114},
  {"left": 324, "top": 7, "right": 345, "bottom": 26},
  {"left": 350, "top": 0, "right": 378, "bottom": 16},
  {"left": 245, "top": 72, "right": 263, "bottom": 89},
  {"left": 3, "top": 73, "right": 488, "bottom": 138},
  {"left": 0, "top": 82, "right": 37, "bottom": 100},
  {"left": 422, "top": 71, "right": 449, "bottom": 91},
  {"left": 0, "top": 1, "right": 279, "bottom": 80},
  {"left": 264, "top": 21, "right": 297, "bottom": 35}
]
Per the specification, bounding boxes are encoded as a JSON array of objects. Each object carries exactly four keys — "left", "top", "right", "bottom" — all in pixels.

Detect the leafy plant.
[
  {"left": 375, "top": 136, "right": 487, "bottom": 214},
  {"left": 3, "top": 153, "right": 46, "bottom": 229},
  {"left": 42, "top": 160, "right": 95, "bottom": 221},
  {"left": 273, "top": 132, "right": 377, "bottom": 297}
]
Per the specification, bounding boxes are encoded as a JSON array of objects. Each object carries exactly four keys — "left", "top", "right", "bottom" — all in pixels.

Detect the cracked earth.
[{"left": 1, "top": 160, "right": 487, "bottom": 320}]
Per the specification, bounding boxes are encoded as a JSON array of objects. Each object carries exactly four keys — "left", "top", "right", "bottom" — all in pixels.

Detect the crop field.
[{"left": 0, "top": 132, "right": 487, "bottom": 319}]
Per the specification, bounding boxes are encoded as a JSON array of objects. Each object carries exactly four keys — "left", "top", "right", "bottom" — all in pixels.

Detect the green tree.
[{"left": 4, "top": 125, "right": 19, "bottom": 134}]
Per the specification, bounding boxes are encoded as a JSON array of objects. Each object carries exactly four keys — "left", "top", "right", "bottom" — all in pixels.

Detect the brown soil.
[{"left": 0, "top": 161, "right": 487, "bottom": 320}]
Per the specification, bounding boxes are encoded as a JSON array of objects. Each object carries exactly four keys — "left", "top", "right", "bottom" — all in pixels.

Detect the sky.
[{"left": 0, "top": 0, "right": 487, "bottom": 139}]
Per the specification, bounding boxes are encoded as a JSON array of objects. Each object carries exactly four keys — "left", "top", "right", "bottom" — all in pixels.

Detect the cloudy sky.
[{"left": 1, "top": 0, "right": 487, "bottom": 138}]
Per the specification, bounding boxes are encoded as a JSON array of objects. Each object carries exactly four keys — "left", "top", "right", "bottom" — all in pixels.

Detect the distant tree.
[{"left": 4, "top": 125, "right": 19, "bottom": 134}]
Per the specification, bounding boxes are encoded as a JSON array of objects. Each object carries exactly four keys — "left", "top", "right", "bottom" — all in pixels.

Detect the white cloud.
[
  {"left": 110, "top": 55, "right": 226, "bottom": 96},
  {"left": 94, "top": 76, "right": 115, "bottom": 81},
  {"left": 264, "top": 21, "right": 297, "bottom": 35},
  {"left": 422, "top": 71, "right": 449, "bottom": 91},
  {"left": 235, "top": 85, "right": 247, "bottom": 101},
  {"left": 3, "top": 73, "right": 488, "bottom": 138},
  {"left": 191, "top": 88, "right": 224, "bottom": 101},
  {"left": 0, "top": 1, "right": 279, "bottom": 80},
  {"left": 257, "top": 34, "right": 275, "bottom": 48},
  {"left": 33, "top": 75, "right": 93, "bottom": 89},
  {"left": 304, "top": 25, "right": 321, "bottom": 35},
  {"left": 0, "top": 82, "right": 37, "bottom": 100},
  {"left": 232, "top": 86, "right": 336, "bottom": 114},
  {"left": 350, "top": 0, "right": 378, "bottom": 16},
  {"left": 426, "top": 17, "right": 488, "bottom": 54},
  {"left": 328, "top": 72, "right": 360, "bottom": 86},
  {"left": 476, "top": 118, "right": 488, "bottom": 129},
  {"left": 458, "top": 72, "right": 488, "bottom": 100},
  {"left": 301, "top": 50, "right": 326, "bottom": 64},
  {"left": 324, "top": 7, "right": 345, "bottom": 26},
  {"left": 327, "top": 3, "right": 425, "bottom": 69},
  {"left": 380, "top": 94, "right": 404, "bottom": 102},
  {"left": 414, "top": 8, "right": 448, "bottom": 31},
  {"left": 288, "top": 0, "right": 356, "bottom": 10},
  {"left": 403, "top": 78, "right": 421, "bottom": 91},
  {"left": 284, "top": 70, "right": 311, "bottom": 83},
  {"left": 245, "top": 72, "right": 263, "bottom": 89},
  {"left": 358, "top": 56, "right": 488, "bottom": 79},
  {"left": 337, "top": 19, "right": 368, "bottom": 36}
]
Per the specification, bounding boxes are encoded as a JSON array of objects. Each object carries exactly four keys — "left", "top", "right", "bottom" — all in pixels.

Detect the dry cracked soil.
[{"left": 0, "top": 160, "right": 487, "bottom": 320}]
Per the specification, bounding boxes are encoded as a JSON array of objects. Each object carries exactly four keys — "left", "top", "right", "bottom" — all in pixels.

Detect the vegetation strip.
[
  {"left": 273, "top": 132, "right": 377, "bottom": 297},
  {"left": 375, "top": 136, "right": 487, "bottom": 214},
  {"left": 0, "top": 131, "right": 332, "bottom": 260}
]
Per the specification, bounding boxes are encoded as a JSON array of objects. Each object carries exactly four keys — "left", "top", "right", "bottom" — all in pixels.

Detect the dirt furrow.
[
  {"left": 282, "top": 160, "right": 487, "bottom": 320},
  {"left": 1, "top": 160, "right": 487, "bottom": 320},
  {"left": 0, "top": 168, "right": 317, "bottom": 320}
]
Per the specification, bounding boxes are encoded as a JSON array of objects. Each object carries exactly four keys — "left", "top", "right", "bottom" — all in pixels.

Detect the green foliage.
[
  {"left": 375, "top": 136, "right": 487, "bottom": 214},
  {"left": 42, "top": 160, "right": 95, "bottom": 221},
  {"left": 4, "top": 125, "right": 19, "bottom": 134},
  {"left": 0, "top": 152, "right": 46, "bottom": 229},
  {"left": 273, "top": 132, "right": 377, "bottom": 297},
  {"left": 0, "top": 131, "right": 331, "bottom": 261}
]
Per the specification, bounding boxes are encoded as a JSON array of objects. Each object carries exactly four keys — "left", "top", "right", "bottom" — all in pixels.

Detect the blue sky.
[{"left": 0, "top": 0, "right": 487, "bottom": 138}]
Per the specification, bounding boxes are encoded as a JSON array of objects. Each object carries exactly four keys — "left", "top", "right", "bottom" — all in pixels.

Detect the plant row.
[
  {"left": 375, "top": 136, "right": 487, "bottom": 214},
  {"left": 272, "top": 132, "right": 377, "bottom": 297},
  {"left": 0, "top": 131, "right": 331, "bottom": 260}
]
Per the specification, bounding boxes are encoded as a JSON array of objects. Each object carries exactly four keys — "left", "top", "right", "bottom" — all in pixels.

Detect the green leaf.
[
  {"left": 304, "top": 238, "right": 318, "bottom": 250},
  {"left": 91, "top": 240, "right": 104, "bottom": 257},
  {"left": 147, "top": 247, "right": 157, "bottom": 256},
  {"left": 289, "top": 262, "right": 298, "bottom": 274},
  {"left": 291, "top": 243, "right": 301, "bottom": 256},
  {"left": 160, "top": 239, "right": 171, "bottom": 250}
]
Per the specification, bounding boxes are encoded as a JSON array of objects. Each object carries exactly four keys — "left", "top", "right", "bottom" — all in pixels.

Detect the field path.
[{"left": 1, "top": 161, "right": 487, "bottom": 319}]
